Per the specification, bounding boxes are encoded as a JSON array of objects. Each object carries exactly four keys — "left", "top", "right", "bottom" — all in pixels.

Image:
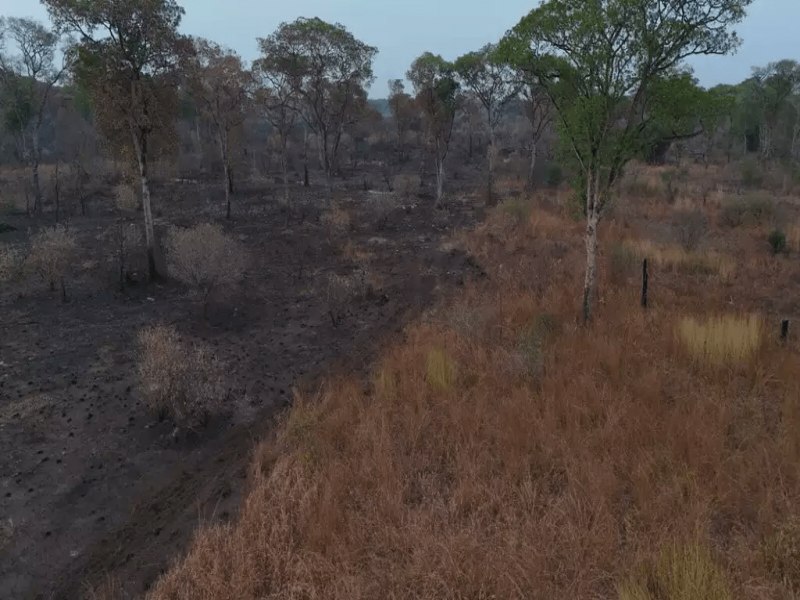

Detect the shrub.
[
  {"left": 320, "top": 205, "right": 352, "bottom": 239},
  {"left": 27, "top": 225, "right": 78, "bottom": 301},
  {"left": 166, "top": 223, "right": 247, "bottom": 314},
  {"left": 114, "top": 183, "right": 138, "bottom": 212},
  {"left": 518, "top": 314, "right": 558, "bottom": 379},
  {"left": 768, "top": 229, "right": 786, "bottom": 255},
  {"left": 0, "top": 244, "right": 23, "bottom": 282},
  {"left": 673, "top": 210, "right": 709, "bottom": 251},
  {"left": 425, "top": 348, "right": 457, "bottom": 392},
  {"left": 719, "top": 194, "right": 775, "bottom": 228},
  {"left": 739, "top": 158, "right": 764, "bottom": 189},
  {"left": 393, "top": 174, "right": 421, "bottom": 202},
  {"left": 545, "top": 163, "right": 563, "bottom": 187},
  {"left": 677, "top": 314, "right": 763, "bottom": 366},
  {"left": 137, "top": 324, "right": 226, "bottom": 427},
  {"left": 618, "top": 542, "right": 731, "bottom": 600},
  {"left": 103, "top": 222, "right": 143, "bottom": 291},
  {"left": 763, "top": 517, "right": 800, "bottom": 593}
]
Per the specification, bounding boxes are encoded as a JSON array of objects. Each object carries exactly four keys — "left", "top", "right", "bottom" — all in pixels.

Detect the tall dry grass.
[
  {"left": 677, "top": 314, "right": 764, "bottom": 367},
  {"left": 150, "top": 203, "right": 800, "bottom": 600}
]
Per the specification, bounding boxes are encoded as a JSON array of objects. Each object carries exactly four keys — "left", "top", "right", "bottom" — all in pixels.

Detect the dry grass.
[
  {"left": 618, "top": 542, "right": 732, "bottom": 600},
  {"left": 625, "top": 239, "right": 736, "bottom": 281},
  {"left": 137, "top": 325, "right": 226, "bottom": 427},
  {"left": 149, "top": 199, "right": 800, "bottom": 599},
  {"left": 788, "top": 224, "right": 800, "bottom": 253},
  {"left": 677, "top": 314, "right": 764, "bottom": 366}
]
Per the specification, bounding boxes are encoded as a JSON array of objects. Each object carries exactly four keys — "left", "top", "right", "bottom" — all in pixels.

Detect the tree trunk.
[
  {"left": 281, "top": 134, "right": 290, "bottom": 205},
  {"left": 31, "top": 134, "right": 43, "bottom": 215},
  {"left": 436, "top": 157, "right": 445, "bottom": 206},
  {"left": 582, "top": 174, "right": 601, "bottom": 324},
  {"left": 486, "top": 128, "right": 497, "bottom": 207},
  {"left": 132, "top": 129, "right": 158, "bottom": 281},
  {"left": 527, "top": 142, "right": 537, "bottom": 191},
  {"left": 54, "top": 161, "right": 61, "bottom": 223}
]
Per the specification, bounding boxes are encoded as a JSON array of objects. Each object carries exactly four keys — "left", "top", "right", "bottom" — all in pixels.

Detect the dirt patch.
[{"left": 0, "top": 181, "right": 483, "bottom": 599}]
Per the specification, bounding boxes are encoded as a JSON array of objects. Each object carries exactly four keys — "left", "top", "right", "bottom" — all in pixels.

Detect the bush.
[
  {"left": 166, "top": 223, "right": 247, "bottom": 313},
  {"left": 719, "top": 194, "right": 775, "bottom": 228},
  {"left": 393, "top": 174, "right": 421, "bottom": 202},
  {"left": 673, "top": 210, "right": 709, "bottom": 251},
  {"left": 0, "top": 244, "right": 23, "bottom": 282},
  {"left": 114, "top": 183, "right": 139, "bottom": 213},
  {"left": 137, "top": 324, "right": 226, "bottom": 427},
  {"left": 545, "top": 163, "right": 563, "bottom": 187},
  {"left": 739, "top": 158, "right": 764, "bottom": 189},
  {"left": 320, "top": 205, "right": 352, "bottom": 239},
  {"left": 677, "top": 314, "right": 763, "bottom": 366},
  {"left": 618, "top": 542, "right": 731, "bottom": 600},
  {"left": 768, "top": 229, "right": 786, "bottom": 255},
  {"left": 27, "top": 225, "right": 78, "bottom": 301},
  {"left": 763, "top": 517, "right": 800, "bottom": 593}
]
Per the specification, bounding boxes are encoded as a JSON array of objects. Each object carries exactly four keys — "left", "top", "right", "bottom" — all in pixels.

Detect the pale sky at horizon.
[{"left": 1, "top": 0, "right": 795, "bottom": 97}]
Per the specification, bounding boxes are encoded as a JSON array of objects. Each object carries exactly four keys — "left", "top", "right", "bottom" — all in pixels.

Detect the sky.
[{"left": 1, "top": 0, "right": 797, "bottom": 97}]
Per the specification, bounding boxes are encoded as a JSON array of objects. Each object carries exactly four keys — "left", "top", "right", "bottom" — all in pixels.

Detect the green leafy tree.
[
  {"left": 0, "top": 17, "right": 69, "bottom": 214},
  {"left": 455, "top": 44, "right": 521, "bottom": 204},
  {"left": 407, "top": 52, "right": 460, "bottom": 205},
  {"left": 185, "top": 38, "right": 249, "bottom": 219},
  {"left": 749, "top": 60, "right": 800, "bottom": 160},
  {"left": 44, "top": 0, "right": 189, "bottom": 280},
  {"left": 503, "top": 0, "right": 751, "bottom": 322},
  {"left": 257, "top": 18, "right": 377, "bottom": 191}
]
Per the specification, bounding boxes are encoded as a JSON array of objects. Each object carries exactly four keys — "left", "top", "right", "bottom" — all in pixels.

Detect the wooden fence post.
[
  {"left": 641, "top": 258, "right": 649, "bottom": 309},
  {"left": 781, "top": 319, "right": 790, "bottom": 342}
]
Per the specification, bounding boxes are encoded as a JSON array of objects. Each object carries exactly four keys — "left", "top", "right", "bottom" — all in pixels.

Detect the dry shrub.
[
  {"left": 763, "top": 517, "right": 800, "bottom": 593},
  {"left": 393, "top": 173, "right": 421, "bottom": 202},
  {"left": 677, "top": 314, "right": 763, "bottom": 366},
  {"left": 320, "top": 204, "right": 351, "bottom": 239},
  {"left": 788, "top": 224, "right": 800, "bottom": 253},
  {"left": 114, "top": 183, "right": 138, "bottom": 212},
  {"left": 136, "top": 325, "right": 225, "bottom": 426},
  {"left": 166, "top": 224, "right": 247, "bottom": 312},
  {"left": 618, "top": 542, "right": 731, "bottom": 600},
  {"left": 27, "top": 225, "right": 78, "bottom": 300},
  {"left": 368, "top": 192, "right": 397, "bottom": 229},
  {"left": 324, "top": 272, "right": 364, "bottom": 326},
  {"left": 719, "top": 194, "right": 775, "bottom": 228},
  {"left": 0, "top": 243, "right": 23, "bottom": 282},
  {"left": 672, "top": 209, "right": 709, "bottom": 251}
]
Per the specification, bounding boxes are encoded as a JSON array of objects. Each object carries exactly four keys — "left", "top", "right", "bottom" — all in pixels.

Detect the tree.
[
  {"left": 503, "top": 0, "right": 751, "bottom": 322},
  {"left": 455, "top": 44, "right": 521, "bottom": 204},
  {"left": 44, "top": 0, "right": 189, "bottom": 280},
  {"left": 387, "top": 79, "right": 417, "bottom": 164},
  {"left": 257, "top": 17, "right": 377, "bottom": 191},
  {"left": 748, "top": 60, "right": 800, "bottom": 160},
  {"left": 407, "top": 53, "right": 460, "bottom": 205},
  {"left": 186, "top": 38, "right": 249, "bottom": 219},
  {"left": 0, "top": 17, "right": 69, "bottom": 214},
  {"left": 252, "top": 43, "right": 299, "bottom": 205}
]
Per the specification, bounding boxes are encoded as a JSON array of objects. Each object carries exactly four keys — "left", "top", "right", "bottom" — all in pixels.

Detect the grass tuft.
[
  {"left": 676, "top": 314, "right": 763, "bottom": 366},
  {"left": 425, "top": 348, "right": 457, "bottom": 392}
]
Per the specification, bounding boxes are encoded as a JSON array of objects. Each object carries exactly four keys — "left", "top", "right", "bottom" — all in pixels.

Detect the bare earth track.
[{"left": 0, "top": 180, "right": 483, "bottom": 599}]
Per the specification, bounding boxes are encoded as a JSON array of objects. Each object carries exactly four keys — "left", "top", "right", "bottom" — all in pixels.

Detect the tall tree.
[
  {"left": 252, "top": 43, "right": 299, "bottom": 205},
  {"left": 503, "top": 0, "right": 751, "bottom": 322},
  {"left": 387, "top": 79, "right": 417, "bottom": 164},
  {"left": 44, "top": 0, "right": 188, "bottom": 280},
  {"left": 186, "top": 38, "right": 249, "bottom": 219},
  {"left": 407, "top": 52, "right": 460, "bottom": 205},
  {"left": 455, "top": 44, "right": 520, "bottom": 204},
  {"left": 257, "top": 17, "right": 376, "bottom": 191},
  {"left": 749, "top": 60, "right": 800, "bottom": 161},
  {"left": 0, "top": 17, "right": 69, "bottom": 214}
]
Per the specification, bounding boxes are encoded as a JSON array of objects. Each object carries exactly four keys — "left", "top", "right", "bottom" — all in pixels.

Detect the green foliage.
[{"left": 768, "top": 229, "right": 787, "bottom": 255}]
